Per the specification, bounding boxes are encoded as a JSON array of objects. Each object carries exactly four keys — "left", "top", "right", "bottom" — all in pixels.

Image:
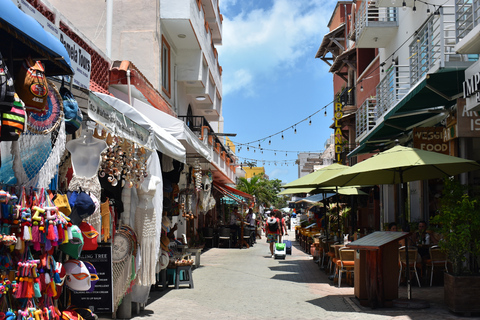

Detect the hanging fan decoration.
[
  {"left": 27, "top": 80, "right": 64, "bottom": 134},
  {"left": 10, "top": 80, "right": 66, "bottom": 189}
]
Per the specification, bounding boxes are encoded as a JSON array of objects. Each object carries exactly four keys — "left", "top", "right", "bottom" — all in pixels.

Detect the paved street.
[{"left": 122, "top": 234, "right": 480, "bottom": 320}]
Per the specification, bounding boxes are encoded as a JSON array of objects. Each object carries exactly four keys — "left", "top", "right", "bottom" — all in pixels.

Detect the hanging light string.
[
  {"left": 237, "top": 155, "right": 297, "bottom": 166},
  {"left": 233, "top": 5, "right": 444, "bottom": 150},
  {"left": 237, "top": 100, "right": 335, "bottom": 146},
  {"left": 232, "top": 143, "right": 324, "bottom": 154}
]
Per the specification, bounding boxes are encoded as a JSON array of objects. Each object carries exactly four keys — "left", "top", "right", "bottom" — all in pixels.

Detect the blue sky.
[{"left": 218, "top": 0, "right": 338, "bottom": 185}]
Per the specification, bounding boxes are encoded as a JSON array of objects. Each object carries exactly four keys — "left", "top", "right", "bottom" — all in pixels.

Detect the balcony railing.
[
  {"left": 456, "top": 0, "right": 480, "bottom": 40},
  {"left": 356, "top": 0, "right": 398, "bottom": 47},
  {"left": 339, "top": 87, "right": 355, "bottom": 106},
  {"left": 376, "top": 65, "right": 410, "bottom": 120},
  {"left": 356, "top": 99, "right": 377, "bottom": 140}
]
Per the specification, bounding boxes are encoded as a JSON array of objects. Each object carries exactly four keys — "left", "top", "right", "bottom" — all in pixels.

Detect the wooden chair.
[
  {"left": 338, "top": 247, "right": 355, "bottom": 287},
  {"left": 398, "top": 246, "right": 421, "bottom": 287},
  {"left": 425, "top": 245, "right": 448, "bottom": 286}
]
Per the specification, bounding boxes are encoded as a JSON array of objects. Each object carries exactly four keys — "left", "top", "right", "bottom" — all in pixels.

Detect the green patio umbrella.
[
  {"left": 320, "top": 145, "right": 480, "bottom": 187},
  {"left": 278, "top": 187, "right": 315, "bottom": 195},
  {"left": 283, "top": 163, "right": 349, "bottom": 188},
  {"left": 320, "top": 144, "right": 480, "bottom": 299}
]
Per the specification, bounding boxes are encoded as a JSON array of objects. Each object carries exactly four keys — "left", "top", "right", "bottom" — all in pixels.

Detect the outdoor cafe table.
[{"left": 347, "top": 231, "right": 409, "bottom": 308}]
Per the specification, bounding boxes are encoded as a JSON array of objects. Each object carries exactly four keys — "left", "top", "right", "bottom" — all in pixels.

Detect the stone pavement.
[{"left": 105, "top": 234, "right": 480, "bottom": 320}]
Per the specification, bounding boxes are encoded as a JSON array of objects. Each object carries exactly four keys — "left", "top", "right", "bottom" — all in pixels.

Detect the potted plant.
[{"left": 430, "top": 177, "right": 480, "bottom": 314}]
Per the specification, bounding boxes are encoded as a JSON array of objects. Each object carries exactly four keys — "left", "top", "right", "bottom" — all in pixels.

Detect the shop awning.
[
  {"left": 0, "top": 0, "right": 72, "bottom": 75},
  {"left": 132, "top": 99, "right": 212, "bottom": 162},
  {"left": 353, "top": 69, "right": 465, "bottom": 157},
  {"left": 89, "top": 92, "right": 186, "bottom": 163},
  {"left": 213, "top": 182, "right": 254, "bottom": 204}
]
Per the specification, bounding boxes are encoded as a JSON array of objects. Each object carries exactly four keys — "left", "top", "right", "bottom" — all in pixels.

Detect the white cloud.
[
  {"left": 218, "top": 0, "right": 336, "bottom": 97},
  {"left": 268, "top": 167, "right": 291, "bottom": 180}
]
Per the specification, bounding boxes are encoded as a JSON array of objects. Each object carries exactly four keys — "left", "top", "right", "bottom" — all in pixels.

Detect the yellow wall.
[
  {"left": 225, "top": 137, "right": 235, "bottom": 153},
  {"left": 243, "top": 167, "right": 265, "bottom": 179}
]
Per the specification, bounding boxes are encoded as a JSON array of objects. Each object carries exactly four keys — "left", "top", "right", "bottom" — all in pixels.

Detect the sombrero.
[
  {"left": 159, "top": 250, "right": 169, "bottom": 270},
  {"left": 27, "top": 80, "right": 63, "bottom": 134}
]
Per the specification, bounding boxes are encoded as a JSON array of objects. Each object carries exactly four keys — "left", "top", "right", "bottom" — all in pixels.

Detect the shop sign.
[
  {"left": 88, "top": 92, "right": 151, "bottom": 147},
  {"left": 456, "top": 100, "right": 480, "bottom": 137},
  {"left": 463, "top": 60, "right": 480, "bottom": 112},
  {"left": 13, "top": 0, "right": 91, "bottom": 89},
  {"left": 413, "top": 127, "right": 449, "bottom": 155},
  {"left": 334, "top": 101, "right": 343, "bottom": 162},
  {"left": 71, "top": 245, "right": 113, "bottom": 313}
]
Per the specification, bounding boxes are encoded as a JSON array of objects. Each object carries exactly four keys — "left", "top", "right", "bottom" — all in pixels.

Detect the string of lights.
[
  {"left": 233, "top": 2, "right": 446, "bottom": 153},
  {"left": 236, "top": 155, "right": 297, "bottom": 166},
  {"left": 233, "top": 143, "right": 324, "bottom": 155}
]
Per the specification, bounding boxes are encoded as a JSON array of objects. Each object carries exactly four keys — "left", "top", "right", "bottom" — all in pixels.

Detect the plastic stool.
[{"left": 175, "top": 266, "right": 194, "bottom": 289}]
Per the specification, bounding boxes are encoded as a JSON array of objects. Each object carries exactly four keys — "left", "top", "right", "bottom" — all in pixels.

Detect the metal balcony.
[
  {"left": 376, "top": 65, "right": 410, "bottom": 120},
  {"left": 455, "top": 0, "right": 480, "bottom": 53},
  {"left": 356, "top": 99, "right": 377, "bottom": 141},
  {"left": 409, "top": 6, "right": 475, "bottom": 85},
  {"left": 339, "top": 87, "right": 355, "bottom": 107},
  {"left": 356, "top": 0, "right": 398, "bottom": 48}
]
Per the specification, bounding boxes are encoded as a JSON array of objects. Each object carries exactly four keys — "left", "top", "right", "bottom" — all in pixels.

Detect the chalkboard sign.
[{"left": 70, "top": 245, "right": 113, "bottom": 313}]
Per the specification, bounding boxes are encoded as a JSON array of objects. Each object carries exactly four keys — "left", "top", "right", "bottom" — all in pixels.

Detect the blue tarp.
[{"left": 0, "top": 0, "right": 73, "bottom": 75}]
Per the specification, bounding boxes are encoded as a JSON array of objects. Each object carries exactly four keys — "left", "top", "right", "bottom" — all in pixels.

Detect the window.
[{"left": 161, "top": 35, "right": 171, "bottom": 98}]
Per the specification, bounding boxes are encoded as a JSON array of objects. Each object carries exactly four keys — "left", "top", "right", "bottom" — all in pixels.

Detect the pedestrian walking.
[
  {"left": 275, "top": 209, "right": 288, "bottom": 243},
  {"left": 265, "top": 210, "right": 280, "bottom": 257}
]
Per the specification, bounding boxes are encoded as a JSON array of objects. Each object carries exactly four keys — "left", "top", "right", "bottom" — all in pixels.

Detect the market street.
[{"left": 120, "top": 235, "right": 478, "bottom": 320}]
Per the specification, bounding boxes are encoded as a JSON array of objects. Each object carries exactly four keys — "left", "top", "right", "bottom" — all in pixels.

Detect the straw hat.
[{"left": 159, "top": 250, "right": 169, "bottom": 270}]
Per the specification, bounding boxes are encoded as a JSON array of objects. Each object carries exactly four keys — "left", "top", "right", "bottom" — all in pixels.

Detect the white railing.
[
  {"left": 409, "top": 6, "right": 471, "bottom": 84},
  {"left": 456, "top": 0, "right": 480, "bottom": 40},
  {"left": 356, "top": 0, "right": 398, "bottom": 42},
  {"left": 356, "top": 99, "right": 377, "bottom": 139},
  {"left": 376, "top": 65, "right": 410, "bottom": 119}
]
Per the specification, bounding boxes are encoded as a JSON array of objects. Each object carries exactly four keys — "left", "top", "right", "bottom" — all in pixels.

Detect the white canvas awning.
[
  {"left": 132, "top": 99, "right": 212, "bottom": 162},
  {"left": 90, "top": 92, "right": 186, "bottom": 163}
]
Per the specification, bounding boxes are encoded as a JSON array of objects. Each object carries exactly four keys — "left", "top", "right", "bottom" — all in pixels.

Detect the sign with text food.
[
  {"left": 413, "top": 127, "right": 449, "bottom": 155},
  {"left": 71, "top": 245, "right": 113, "bottom": 313}
]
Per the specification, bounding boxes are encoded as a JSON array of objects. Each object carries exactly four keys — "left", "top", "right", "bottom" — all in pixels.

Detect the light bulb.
[
  {"left": 324, "top": 110, "right": 327, "bottom": 116},
  {"left": 294, "top": 127, "right": 297, "bottom": 134},
  {"left": 309, "top": 118, "right": 312, "bottom": 125},
  {"left": 360, "top": 85, "right": 364, "bottom": 92},
  {"left": 247, "top": 146, "right": 249, "bottom": 151},
  {"left": 402, "top": 0, "right": 406, "bottom": 10},
  {"left": 269, "top": 140, "right": 271, "bottom": 145},
  {"left": 282, "top": 134, "right": 284, "bottom": 140}
]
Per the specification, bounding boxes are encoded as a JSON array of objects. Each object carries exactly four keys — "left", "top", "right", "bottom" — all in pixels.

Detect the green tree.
[{"left": 236, "top": 175, "right": 286, "bottom": 209}]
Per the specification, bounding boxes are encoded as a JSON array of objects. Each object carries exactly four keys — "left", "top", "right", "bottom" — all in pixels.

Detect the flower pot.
[{"left": 444, "top": 272, "right": 480, "bottom": 315}]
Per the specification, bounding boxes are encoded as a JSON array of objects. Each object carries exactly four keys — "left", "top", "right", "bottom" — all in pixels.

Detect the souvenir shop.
[{"left": 0, "top": 1, "right": 191, "bottom": 319}]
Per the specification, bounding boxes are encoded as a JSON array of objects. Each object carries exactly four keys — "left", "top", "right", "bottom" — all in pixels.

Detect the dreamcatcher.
[
  {"left": 0, "top": 80, "right": 65, "bottom": 188},
  {"left": 112, "top": 225, "right": 138, "bottom": 311}
]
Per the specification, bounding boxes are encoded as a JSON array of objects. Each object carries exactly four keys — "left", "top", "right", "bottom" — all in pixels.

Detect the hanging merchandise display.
[
  {"left": 112, "top": 225, "right": 137, "bottom": 310},
  {"left": 99, "top": 136, "right": 148, "bottom": 189}
]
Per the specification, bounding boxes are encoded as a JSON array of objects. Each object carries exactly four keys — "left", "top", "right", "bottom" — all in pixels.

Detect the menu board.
[{"left": 71, "top": 245, "right": 113, "bottom": 313}]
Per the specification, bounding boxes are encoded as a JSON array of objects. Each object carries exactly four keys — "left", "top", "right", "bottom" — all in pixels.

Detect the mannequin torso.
[{"left": 66, "top": 130, "right": 107, "bottom": 178}]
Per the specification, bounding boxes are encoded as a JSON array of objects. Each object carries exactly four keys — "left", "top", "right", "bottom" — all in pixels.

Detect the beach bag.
[
  {"left": 60, "top": 79, "right": 82, "bottom": 134},
  {"left": 53, "top": 192, "right": 71, "bottom": 216},
  {"left": 0, "top": 51, "right": 15, "bottom": 105},
  {"left": 1, "top": 92, "right": 26, "bottom": 141},
  {"left": 266, "top": 217, "right": 278, "bottom": 232},
  {"left": 15, "top": 58, "right": 48, "bottom": 114}
]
